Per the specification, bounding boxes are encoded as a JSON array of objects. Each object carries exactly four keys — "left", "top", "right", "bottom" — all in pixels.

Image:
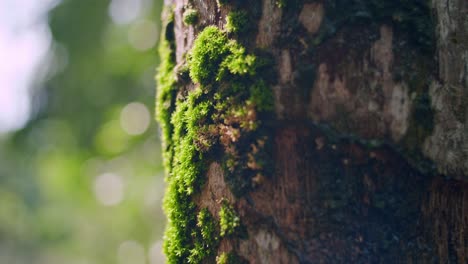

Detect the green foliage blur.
[{"left": 0, "top": 0, "right": 166, "bottom": 263}]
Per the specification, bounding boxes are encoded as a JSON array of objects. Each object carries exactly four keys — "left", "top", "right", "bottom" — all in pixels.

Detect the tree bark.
[{"left": 157, "top": 0, "right": 468, "bottom": 263}]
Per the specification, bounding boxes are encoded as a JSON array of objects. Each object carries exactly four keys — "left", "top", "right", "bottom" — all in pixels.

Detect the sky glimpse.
[{"left": 0, "top": 0, "right": 57, "bottom": 133}]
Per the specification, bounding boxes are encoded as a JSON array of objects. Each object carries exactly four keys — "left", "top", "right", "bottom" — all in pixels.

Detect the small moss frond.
[
  {"left": 156, "top": 10, "right": 176, "bottom": 176},
  {"left": 225, "top": 11, "right": 249, "bottom": 33},
  {"left": 197, "top": 208, "right": 218, "bottom": 242},
  {"left": 216, "top": 252, "right": 248, "bottom": 264},
  {"left": 183, "top": 8, "right": 199, "bottom": 25},
  {"left": 219, "top": 200, "right": 240, "bottom": 237}
]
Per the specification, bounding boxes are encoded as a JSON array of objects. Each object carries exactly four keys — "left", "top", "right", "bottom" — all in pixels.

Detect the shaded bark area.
[
  {"left": 239, "top": 125, "right": 467, "bottom": 263},
  {"left": 163, "top": 0, "right": 468, "bottom": 263},
  {"left": 199, "top": 124, "right": 467, "bottom": 263},
  {"left": 423, "top": 0, "right": 468, "bottom": 178}
]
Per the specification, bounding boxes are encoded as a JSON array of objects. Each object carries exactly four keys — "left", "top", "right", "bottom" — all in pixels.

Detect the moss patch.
[
  {"left": 187, "top": 26, "right": 274, "bottom": 196},
  {"left": 219, "top": 200, "right": 240, "bottom": 237},
  {"left": 276, "top": 0, "right": 286, "bottom": 8},
  {"left": 188, "top": 26, "right": 231, "bottom": 85},
  {"left": 197, "top": 208, "right": 218, "bottom": 243},
  {"left": 217, "top": 252, "right": 248, "bottom": 264},
  {"left": 157, "top": 24, "right": 274, "bottom": 263},
  {"left": 156, "top": 9, "right": 176, "bottom": 176},
  {"left": 225, "top": 11, "right": 249, "bottom": 33},
  {"left": 183, "top": 8, "right": 198, "bottom": 25},
  {"left": 186, "top": 208, "right": 219, "bottom": 263}
]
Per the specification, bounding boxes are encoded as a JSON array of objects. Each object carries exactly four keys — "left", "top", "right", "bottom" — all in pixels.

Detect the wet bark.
[{"left": 161, "top": 0, "right": 468, "bottom": 263}]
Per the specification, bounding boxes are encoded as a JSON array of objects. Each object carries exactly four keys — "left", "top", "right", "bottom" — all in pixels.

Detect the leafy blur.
[{"left": 0, "top": 0, "right": 166, "bottom": 263}]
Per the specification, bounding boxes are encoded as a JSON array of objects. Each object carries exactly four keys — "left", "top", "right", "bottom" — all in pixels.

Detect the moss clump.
[
  {"left": 216, "top": 252, "right": 248, "bottom": 264},
  {"left": 156, "top": 10, "right": 212, "bottom": 263},
  {"left": 188, "top": 26, "right": 231, "bottom": 85},
  {"left": 217, "top": 253, "right": 229, "bottom": 264},
  {"left": 225, "top": 11, "right": 249, "bottom": 33},
  {"left": 197, "top": 208, "right": 218, "bottom": 243},
  {"left": 187, "top": 208, "right": 219, "bottom": 263},
  {"left": 159, "top": 25, "right": 274, "bottom": 263},
  {"left": 163, "top": 96, "right": 207, "bottom": 261},
  {"left": 188, "top": 26, "right": 260, "bottom": 84},
  {"left": 219, "top": 43, "right": 256, "bottom": 78},
  {"left": 170, "top": 90, "right": 208, "bottom": 195},
  {"left": 183, "top": 8, "right": 198, "bottom": 25},
  {"left": 249, "top": 80, "right": 274, "bottom": 112},
  {"left": 219, "top": 200, "right": 240, "bottom": 237},
  {"left": 163, "top": 88, "right": 213, "bottom": 262},
  {"left": 276, "top": 0, "right": 286, "bottom": 8},
  {"left": 156, "top": 9, "right": 176, "bottom": 176},
  {"left": 187, "top": 26, "right": 274, "bottom": 197}
]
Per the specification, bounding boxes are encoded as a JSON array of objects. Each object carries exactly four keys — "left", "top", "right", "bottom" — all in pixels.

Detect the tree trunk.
[{"left": 156, "top": 0, "right": 468, "bottom": 263}]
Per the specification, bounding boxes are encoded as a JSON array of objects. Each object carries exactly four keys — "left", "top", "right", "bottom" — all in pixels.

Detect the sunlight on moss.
[
  {"left": 155, "top": 15, "right": 176, "bottom": 176},
  {"left": 188, "top": 26, "right": 230, "bottom": 85},
  {"left": 216, "top": 252, "right": 247, "bottom": 264},
  {"left": 158, "top": 24, "right": 274, "bottom": 263},
  {"left": 219, "top": 200, "right": 240, "bottom": 237}
]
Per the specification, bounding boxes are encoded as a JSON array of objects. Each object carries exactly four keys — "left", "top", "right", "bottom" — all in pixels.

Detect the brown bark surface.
[{"left": 166, "top": 0, "right": 468, "bottom": 263}]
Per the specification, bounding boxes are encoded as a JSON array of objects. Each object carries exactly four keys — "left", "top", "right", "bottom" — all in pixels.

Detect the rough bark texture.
[{"left": 157, "top": 0, "right": 468, "bottom": 263}]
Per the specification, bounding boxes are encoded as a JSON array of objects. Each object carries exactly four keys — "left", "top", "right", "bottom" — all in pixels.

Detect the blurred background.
[{"left": 0, "top": 0, "right": 166, "bottom": 263}]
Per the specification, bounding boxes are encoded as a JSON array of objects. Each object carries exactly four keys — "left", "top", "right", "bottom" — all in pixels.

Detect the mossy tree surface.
[
  {"left": 156, "top": 0, "right": 468, "bottom": 263},
  {"left": 157, "top": 9, "right": 272, "bottom": 263}
]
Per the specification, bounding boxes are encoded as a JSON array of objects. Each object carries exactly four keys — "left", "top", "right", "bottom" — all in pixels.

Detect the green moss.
[
  {"left": 163, "top": 86, "right": 213, "bottom": 263},
  {"left": 249, "top": 80, "right": 274, "bottom": 112},
  {"left": 216, "top": 252, "right": 248, "bottom": 264},
  {"left": 157, "top": 15, "right": 214, "bottom": 263},
  {"left": 197, "top": 208, "right": 218, "bottom": 243},
  {"left": 156, "top": 9, "right": 176, "bottom": 176},
  {"left": 159, "top": 25, "right": 274, "bottom": 263},
  {"left": 186, "top": 209, "right": 219, "bottom": 263},
  {"left": 187, "top": 27, "right": 274, "bottom": 197},
  {"left": 220, "top": 43, "right": 256, "bottom": 77},
  {"left": 188, "top": 26, "right": 261, "bottom": 84},
  {"left": 183, "top": 8, "right": 198, "bottom": 25},
  {"left": 217, "top": 253, "right": 229, "bottom": 264},
  {"left": 275, "top": 0, "right": 286, "bottom": 8},
  {"left": 188, "top": 26, "right": 230, "bottom": 85},
  {"left": 225, "top": 11, "right": 249, "bottom": 33},
  {"left": 169, "top": 89, "right": 208, "bottom": 195},
  {"left": 219, "top": 200, "right": 240, "bottom": 237}
]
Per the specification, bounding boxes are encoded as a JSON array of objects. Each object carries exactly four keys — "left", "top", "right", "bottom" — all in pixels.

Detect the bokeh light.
[
  {"left": 117, "top": 240, "right": 146, "bottom": 264},
  {"left": 94, "top": 173, "right": 125, "bottom": 206},
  {"left": 148, "top": 240, "right": 166, "bottom": 264},
  {"left": 109, "top": 0, "right": 144, "bottom": 25},
  {"left": 128, "top": 20, "right": 159, "bottom": 51},
  {"left": 120, "top": 102, "right": 151, "bottom": 136},
  {"left": 0, "top": 0, "right": 166, "bottom": 263}
]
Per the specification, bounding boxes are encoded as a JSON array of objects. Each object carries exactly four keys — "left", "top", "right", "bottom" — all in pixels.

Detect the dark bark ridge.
[{"left": 156, "top": 0, "right": 468, "bottom": 263}]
